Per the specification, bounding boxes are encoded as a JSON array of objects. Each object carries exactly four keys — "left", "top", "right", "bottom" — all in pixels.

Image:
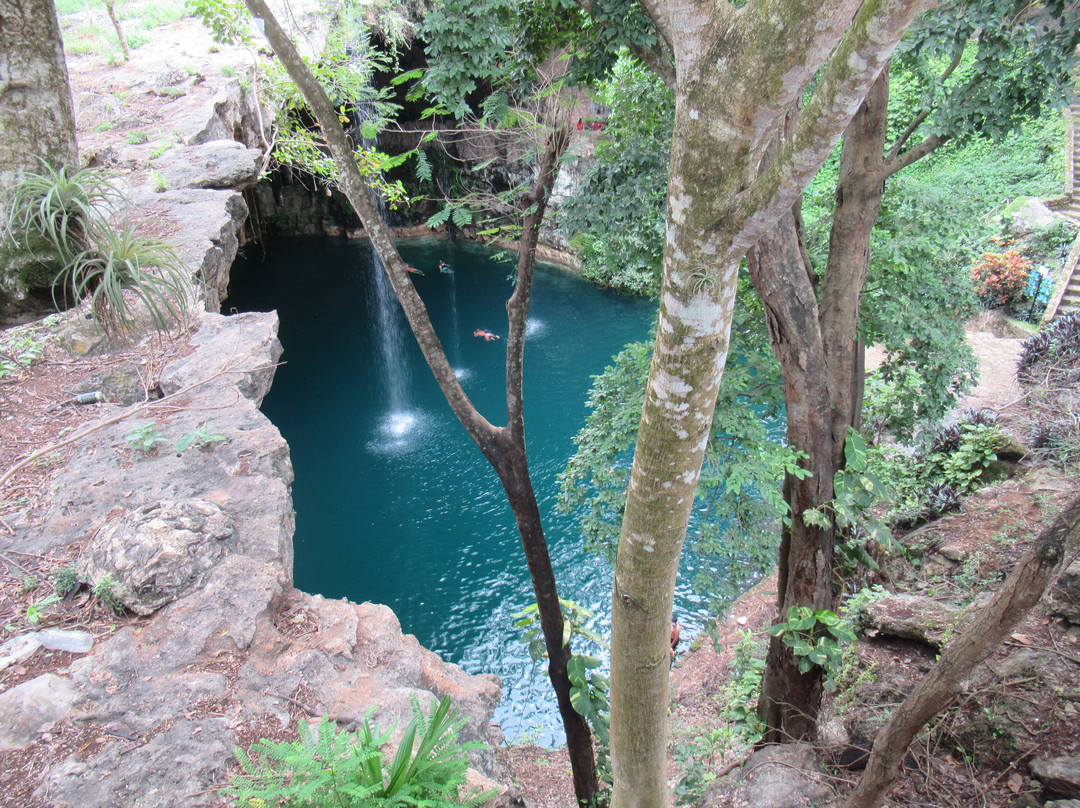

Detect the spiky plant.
[{"left": 4, "top": 163, "right": 191, "bottom": 338}]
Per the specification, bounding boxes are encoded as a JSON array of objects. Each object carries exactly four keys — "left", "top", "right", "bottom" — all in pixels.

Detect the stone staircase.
[{"left": 1044, "top": 100, "right": 1080, "bottom": 321}]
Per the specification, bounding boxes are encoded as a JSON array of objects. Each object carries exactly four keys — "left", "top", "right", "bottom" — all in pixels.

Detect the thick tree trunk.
[
  {"left": 0, "top": 0, "right": 77, "bottom": 190},
  {"left": 608, "top": 2, "right": 932, "bottom": 802},
  {"left": 242, "top": 3, "right": 599, "bottom": 803},
  {"left": 752, "top": 70, "right": 890, "bottom": 741},
  {"left": 845, "top": 492, "right": 1080, "bottom": 808}
]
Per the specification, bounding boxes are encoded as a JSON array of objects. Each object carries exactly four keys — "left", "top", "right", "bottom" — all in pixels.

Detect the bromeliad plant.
[{"left": 3, "top": 163, "right": 190, "bottom": 338}]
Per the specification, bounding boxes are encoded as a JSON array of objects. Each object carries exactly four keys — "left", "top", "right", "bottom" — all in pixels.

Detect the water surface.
[{"left": 226, "top": 237, "right": 717, "bottom": 742}]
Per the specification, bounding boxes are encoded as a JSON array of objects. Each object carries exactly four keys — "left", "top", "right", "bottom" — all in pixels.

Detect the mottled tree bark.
[
  {"left": 242, "top": 2, "right": 598, "bottom": 803},
  {"left": 0, "top": 0, "right": 76, "bottom": 188},
  {"left": 0, "top": 0, "right": 78, "bottom": 314},
  {"left": 610, "top": 3, "right": 933, "bottom": 805}
]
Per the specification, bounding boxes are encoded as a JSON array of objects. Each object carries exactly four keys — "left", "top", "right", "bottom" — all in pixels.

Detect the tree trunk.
[
  {"left": 241, "top": 2, "right": 599, "bottom": 803},
  {"left": 752, "top": 69, "right": 891, "bottom": 741},
  {"left": 748, "top": 205, "right": 836, "bottom": 743},
  {"left": 0, "top": 0, "right": 77, "bottom": 190},
  {"left": 845, "top": 492, "right": 1080, "bottom": 808},
  {"left": 104, "top": 0, "right": 130, "bottom": 62},
  {"left": 0, "top": 0, "right": 79, "bottom": 315},
  {"left": 608, "top": 2, "right": 932, "bottom": 802}
]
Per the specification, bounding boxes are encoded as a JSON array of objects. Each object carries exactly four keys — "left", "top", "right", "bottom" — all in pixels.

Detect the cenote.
[{"left": 226, "top": 236, "right": 723, "bottom": 743}]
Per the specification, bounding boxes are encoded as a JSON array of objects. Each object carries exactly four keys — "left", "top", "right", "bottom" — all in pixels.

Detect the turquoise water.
[{"left": 226, "top": 237, "right": 718, "bottom": 742}]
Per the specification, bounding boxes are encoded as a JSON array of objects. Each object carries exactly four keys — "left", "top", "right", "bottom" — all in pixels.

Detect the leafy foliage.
[
  {"left": 125, "top": 423, "right": 167, "bottom": 455},
  {"left": 176, "top": 427, "right": 227, "bottom": 452},
  {"left": 802, "top": 430, "right": 898, "bottom": 573},
  {"left": 893, "top": 0, "right": 1078, "bottom": 150},
  {"left": 1017, "top": 309, "right": 1080, "bottom": 384},
  {"left": 228, "top": 696, "right": 492, "bottom": 808},
  {"left": 767, "top": 607, "right": 856, "bottom": 691},
  {"left": 513, "top": 598, "right": 611, "bottom": 782},
  {"left": 185, "top": 0, "right": 253, "bottom": 46},
  {"left": 558, "top": 53, "right": 673, "bottom": 296},
  {"left": 921, "top": 410, "right": 1011, "bottom": 492}
]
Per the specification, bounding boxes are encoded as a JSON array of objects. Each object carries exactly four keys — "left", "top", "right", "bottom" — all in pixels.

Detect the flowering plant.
[{"left": 970, "top": 248, "right": 1032, "bottom": 306}]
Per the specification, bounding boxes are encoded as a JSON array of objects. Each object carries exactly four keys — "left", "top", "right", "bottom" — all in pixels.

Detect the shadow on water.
[{"left": 226, "top": 236, "right": 727, "bottom": 744}]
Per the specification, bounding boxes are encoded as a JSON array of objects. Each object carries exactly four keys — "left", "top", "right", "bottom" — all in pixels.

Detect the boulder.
[
  {"left": 698, "top": 743, "right": 836, "bottom": 808},
  {"left": 150, "top": 139, "right": 262, "bottom": 191},
  {"left": 1048, "top": 558, "right": 1080, "bottom": 624},
  {"left": 77, "top": 499, "right": 238, "bottom": 615},
  {"left": 863, "top": 593, "right": 963, "bottom": 647},
  {"left": 159, "top": 310, "right": 283, "bottom": 406},
  {"left": 1032, "top": 756, "right": 1080, "bottom": 799},
  {"left": 0, "top": 674, "right": 79, "bottom": 749},
  {"left": 1004, "top": 198, "right": 1060, "bottom": 235}
]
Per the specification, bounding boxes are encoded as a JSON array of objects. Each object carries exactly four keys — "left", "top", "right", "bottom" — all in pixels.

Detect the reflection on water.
[{"left": 225, "top": 237, "right": 725, "bottom": 746}]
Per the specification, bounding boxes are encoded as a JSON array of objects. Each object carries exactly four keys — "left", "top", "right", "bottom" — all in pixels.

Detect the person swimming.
[
  {"left": 439, "top": 260, "right": 452, "bottom": 274},
  {"left": 406, "top": 265, "right": 424, "bottom": 276},
  {"left": 473, "top": 329, "right": 500, "bottom": 341}
]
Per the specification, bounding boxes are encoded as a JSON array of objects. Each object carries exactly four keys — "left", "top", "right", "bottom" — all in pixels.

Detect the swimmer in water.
[
  {"left": 439, "top": 261, "right": 452, "bottom": 274},
  {"left": 473, "top": 329, "right": 500, "bottom": 341},
  {"left": 406, "top": 265, "right": 424, "bottom": 276}
]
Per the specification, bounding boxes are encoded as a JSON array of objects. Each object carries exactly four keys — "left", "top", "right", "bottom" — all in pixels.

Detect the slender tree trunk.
[
  {"left": 241, "top": 3, "right": 599, "bottom": 803},
  {"left": 752, "top": 70, "right": 890, "bottom": 740},
  {"left": 748, "top": 206, "right": 836, "bottom": 742},
  {"left": 845, "top": 492, "right": 1080, "bottom": 808},
  {"left": 103, "top": 0, "right": 130, "bottom": 62}
]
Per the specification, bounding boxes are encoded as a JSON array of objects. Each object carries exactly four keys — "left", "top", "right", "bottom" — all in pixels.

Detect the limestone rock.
[
  {"left": 159, "top": 310, "right": 283, "bottom": 406},
  {"left": 43, "top": 718, "right": 231, "bottom": 808},
  {"left": 68, "top": 363, "right": 154, "bottom": 405},
  {"left": 863, "top": 593, "right": 962, "bottom": 647},
  {"left": 78, "top": 499, "right": 238, "bottom": 615},
  {"left": 131, "top": 186, "right": 248, "bottom": 310},
  {"left": 1048, "top": 558, "right": 1080, "bottom": 624},
  {"left": 150, "top": 139, "right": 262, "bottom": 191},
  {"left": 73, "top": 91, "right": 122, "bottom": 131},
  {"left": 1032, "top": 756, "right": 1080, "bottom": 799},
  {"left": 0, "top": 674, "right": 78, "bottom": 749},
  {"left": 698, "top": 743, "right": 836, "bottom": 808},
  {"left": 1004, "top": 198, "right": 1060, "bottom": 236}
]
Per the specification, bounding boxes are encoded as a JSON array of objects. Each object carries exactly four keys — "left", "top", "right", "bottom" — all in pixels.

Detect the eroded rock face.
[
  {"left": 1049, "top": 558, "right": 1080, "bottom": 625},
  {"left": 698, "top": 743, "right": 837, "bottom": 808},
  {"left": 77, "top": 499, "right": 238, "bottom": 615},
  {"left": 862, "top": 593, "right": 963, "bottom": 647}
]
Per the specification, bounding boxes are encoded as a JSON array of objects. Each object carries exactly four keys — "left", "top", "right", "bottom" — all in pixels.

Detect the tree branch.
[
  {"left": 243, "top": 0, "right": 497, "bottom": 450},
  {"left": 883, "top": 132, "right": 946, "bottom": 178},
  {"left": 730, "top": 0, "right": 937, "bottom": 253},
  {"left": 886, "top": 44, "right": 964, "bottom": 160},
  {"left": 844, "top": 492, "right": 1080, "bottom": 808}
]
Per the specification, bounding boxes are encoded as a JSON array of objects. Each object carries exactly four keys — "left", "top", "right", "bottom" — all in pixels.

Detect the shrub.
[
  {"left": 3, "top": 163, "right": 190, "bottom": 338},
  {"left": 970, "top": 248, "right": 1033, "bottom": 307},
  {"left": 892, "top": 482, "right": 964, "bottom": 529},
  {"left": 1017, "top": 309, "right": 1080, "bottom": 385},
  {"left": 227, "top": 695, "right": 493, "bottom": 808}
]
